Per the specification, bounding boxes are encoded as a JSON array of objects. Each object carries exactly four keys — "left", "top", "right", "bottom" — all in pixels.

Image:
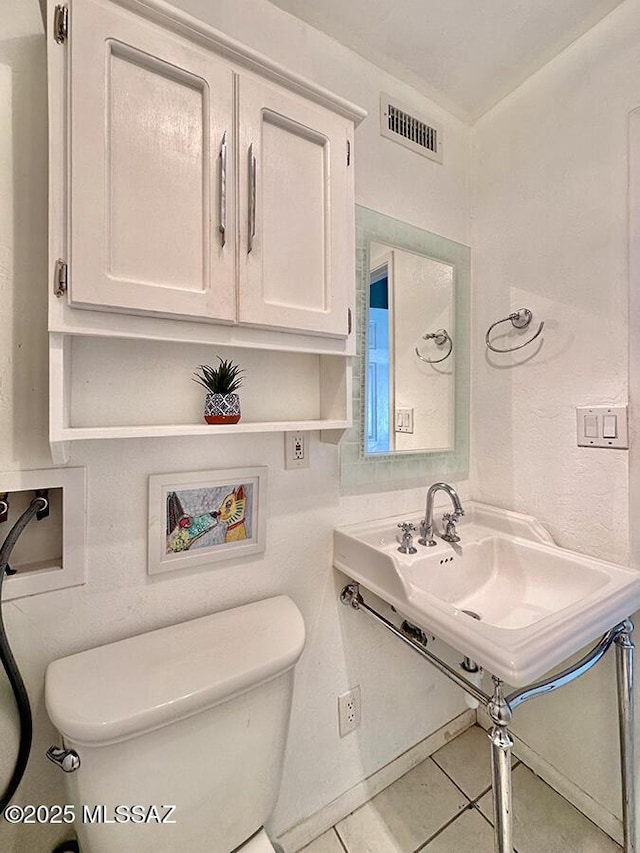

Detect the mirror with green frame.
[{"left": 340, "top": 206, "right": 470, "bottom": 487}]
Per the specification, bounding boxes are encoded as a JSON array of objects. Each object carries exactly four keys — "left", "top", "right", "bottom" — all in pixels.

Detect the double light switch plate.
[{"left": 576, "top": 406, "right": 628, "bottom": 449}]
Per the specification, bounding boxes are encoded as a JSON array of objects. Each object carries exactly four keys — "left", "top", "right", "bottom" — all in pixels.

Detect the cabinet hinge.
[
  {"left": 53, "top": 5, "right": 69, "bottom": 44},
  {"left": 348, "top": 307, "right": 353, "bottom": 335},
  {"left": 347, "top": 140, "right": 351, "bottom": 166},
  {"left": 54, "top": 259, "right": 68, "bottom": 297}
]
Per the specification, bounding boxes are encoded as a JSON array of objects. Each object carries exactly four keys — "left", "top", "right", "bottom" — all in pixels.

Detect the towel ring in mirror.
[
  {"left": 485, "top": 308, "right": 544, "bottom": 353},
  {"left": 415, "top": 329, "right": 453, "bottom": 364}
]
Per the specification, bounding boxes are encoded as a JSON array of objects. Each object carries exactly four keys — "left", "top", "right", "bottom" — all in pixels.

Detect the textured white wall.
[
  {"left": 0, "top": 1, "right": 472, "bottom": 850},
  {"left": 472, "top": 0, "right": 640, "bottom": 826}
]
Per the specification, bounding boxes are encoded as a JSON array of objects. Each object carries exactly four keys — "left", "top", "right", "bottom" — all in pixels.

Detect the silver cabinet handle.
[
  {"left": 218, "top": 131, "right": 227, "bottom": 248},
  {"left": 248, "top": 143, "right": 256, "bottom": 253}
]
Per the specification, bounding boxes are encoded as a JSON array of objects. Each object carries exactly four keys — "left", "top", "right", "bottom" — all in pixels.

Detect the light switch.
[
  {"left": 576, "top": 405, "right": 628, "bottom": 448},
  {"left": 602, "top": 415, "right": 617, "bottom": 439},
  {"left": 395, "top": 408, "right": 414, "bottom": 434},
  {"left": 584, "top": 415, "right": 598, "bottom": 439}
]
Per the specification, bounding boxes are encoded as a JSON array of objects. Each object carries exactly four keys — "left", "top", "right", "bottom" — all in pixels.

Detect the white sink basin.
[
  {"left": 334, "top": 503, "right": 640, "bottom": 686},
  {"left": 405, "top": 536, "right": 610, "bottom": 630}
]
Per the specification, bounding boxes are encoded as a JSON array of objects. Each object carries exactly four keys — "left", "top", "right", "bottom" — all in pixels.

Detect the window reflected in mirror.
[{"left": 367, "top": 253, "right": 391, "bottom": 453}]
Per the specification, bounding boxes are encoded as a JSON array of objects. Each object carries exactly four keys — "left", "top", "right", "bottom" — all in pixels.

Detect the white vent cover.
[{"left": 380, "top": 93, "right": 443, "bottom": 163}]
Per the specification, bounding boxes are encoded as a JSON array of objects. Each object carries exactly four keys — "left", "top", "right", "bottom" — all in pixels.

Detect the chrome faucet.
[{"left": 419, "top": 482, "right": 465, "bottom": 547}]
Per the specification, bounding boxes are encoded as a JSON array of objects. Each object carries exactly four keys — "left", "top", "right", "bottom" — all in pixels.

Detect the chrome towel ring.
[
  {"left": 415, "top": 329, "right": 453, "bottom": 364},
  {"left": 485, "top": 308, "right": 544, "bottom": 353}
]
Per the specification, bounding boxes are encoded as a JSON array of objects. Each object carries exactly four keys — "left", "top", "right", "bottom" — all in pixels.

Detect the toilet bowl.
[{"left": 45, "top": 596, "right": 305, "bottom": 853}]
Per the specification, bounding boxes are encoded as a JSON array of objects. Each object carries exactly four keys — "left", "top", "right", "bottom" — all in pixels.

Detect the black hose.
[
  {"left": 52, "top": 841, "right": 79, "bottom": 853},
  {"left": 0, "top": 497, "right": 47, "bottom": 815}
]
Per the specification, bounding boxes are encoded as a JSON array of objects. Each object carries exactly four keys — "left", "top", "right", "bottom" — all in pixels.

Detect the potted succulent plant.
[{"left": 193, "top": 358, "right": 245, "bottom": 424}]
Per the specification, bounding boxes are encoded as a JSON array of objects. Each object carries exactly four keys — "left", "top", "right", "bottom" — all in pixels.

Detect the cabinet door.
[
  {"left": 68, "top": 0, "right": 235, "bottom": 322},
  {"left": 238, "top": 75, "right": 353, "bottom": 338}
]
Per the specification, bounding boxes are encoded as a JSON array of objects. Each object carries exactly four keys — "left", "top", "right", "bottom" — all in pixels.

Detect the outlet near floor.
[{"left": 338, "top": 686, "right": 361, "bottom": 737}]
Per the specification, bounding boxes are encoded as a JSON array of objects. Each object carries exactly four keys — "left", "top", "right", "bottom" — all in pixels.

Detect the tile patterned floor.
[{"left": 299, "top": 726, "right": 621, "bottom": 853}]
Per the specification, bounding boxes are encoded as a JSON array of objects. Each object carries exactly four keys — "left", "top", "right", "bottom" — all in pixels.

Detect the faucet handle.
[
  {"left": 442, "top": 511, "right": 461, "bottom": 523},
  {"left": 397, "top": 523, "right": 417, "bottom": 554},
  {"left": 441, "top": 512, "right": 462, "bottom": 543}
]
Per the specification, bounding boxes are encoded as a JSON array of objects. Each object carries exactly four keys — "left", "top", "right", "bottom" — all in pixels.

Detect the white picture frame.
[{"left": 148, "top": 467, "right": 267, "bottom": 575}]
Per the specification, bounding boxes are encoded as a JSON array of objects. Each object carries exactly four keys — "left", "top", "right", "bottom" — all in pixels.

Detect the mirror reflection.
[
  {"left": 345, "top": 206, "right": 469, "bottom": 487},
  {"left": 366, "top": 242, "right": 455, "bottom": 454}
]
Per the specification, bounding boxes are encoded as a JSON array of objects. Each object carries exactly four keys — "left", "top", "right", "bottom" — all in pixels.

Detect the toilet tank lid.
[{"left": 45, "top": 596, "right": 305, "bottom": 746}]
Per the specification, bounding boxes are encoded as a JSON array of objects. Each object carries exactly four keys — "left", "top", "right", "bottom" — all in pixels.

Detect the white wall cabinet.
[
  {"left": 238, "top": 74, "right": 353, "bottom": 337},
  {"left": 60, "top": 0, "right": 357, "bottom": 339},
  {"left": 47, "top": 0, "right": 365, "bottom": 462},
  {"left": 68, "top": 0, "right": 236, "bottom": 323}
]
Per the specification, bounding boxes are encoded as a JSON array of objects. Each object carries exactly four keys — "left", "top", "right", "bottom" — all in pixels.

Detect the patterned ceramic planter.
[{"left": 204, "top": 392, "right": 241, "bottom": 425}]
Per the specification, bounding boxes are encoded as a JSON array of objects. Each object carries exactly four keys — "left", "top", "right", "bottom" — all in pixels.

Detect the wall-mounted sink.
[{"left": 334, "top": 503, "right": 640, "bottom": 685}]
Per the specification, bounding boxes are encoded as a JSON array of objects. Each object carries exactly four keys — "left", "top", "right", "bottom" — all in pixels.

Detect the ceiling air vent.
[{"left": 380, "top": 93, "right": 443, "bottom": 163}]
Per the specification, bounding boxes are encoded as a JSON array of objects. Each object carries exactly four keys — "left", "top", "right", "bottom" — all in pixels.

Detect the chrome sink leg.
[
  {"left": 488, "top": 677, "right": 514, "bottom": 853},
  {"left": 615, "top": 619, "right": 636, "bottom": 853}
]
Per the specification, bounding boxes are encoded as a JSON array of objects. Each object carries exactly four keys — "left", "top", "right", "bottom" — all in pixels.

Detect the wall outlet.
[
  {"left": 338, "top": 686, "right": 361, "bottom": 737},
  {"left": 284, "top": 431, "right": 310, "bottom": 469}
]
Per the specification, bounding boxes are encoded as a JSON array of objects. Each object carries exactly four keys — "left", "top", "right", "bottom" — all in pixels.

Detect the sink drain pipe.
[
  {"left": 460, "top": 609, "right": 483, "bottom": 709},
  {"left": 460, "top": 657, "right": 483, "bottom": 709}
]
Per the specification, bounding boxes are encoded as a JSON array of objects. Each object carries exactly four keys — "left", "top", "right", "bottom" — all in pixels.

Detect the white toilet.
[{"left": 44, "top": 596, "right": 305, "bottom": 853}]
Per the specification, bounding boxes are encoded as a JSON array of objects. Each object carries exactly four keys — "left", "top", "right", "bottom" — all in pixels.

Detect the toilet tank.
[{"left": 45, "top": 596, "right": 305, "bottom": 853}]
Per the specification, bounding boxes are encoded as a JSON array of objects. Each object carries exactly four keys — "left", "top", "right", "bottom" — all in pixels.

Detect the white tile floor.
[{"left": 299, "top": 726, "right": 621, "bottom": 853}]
